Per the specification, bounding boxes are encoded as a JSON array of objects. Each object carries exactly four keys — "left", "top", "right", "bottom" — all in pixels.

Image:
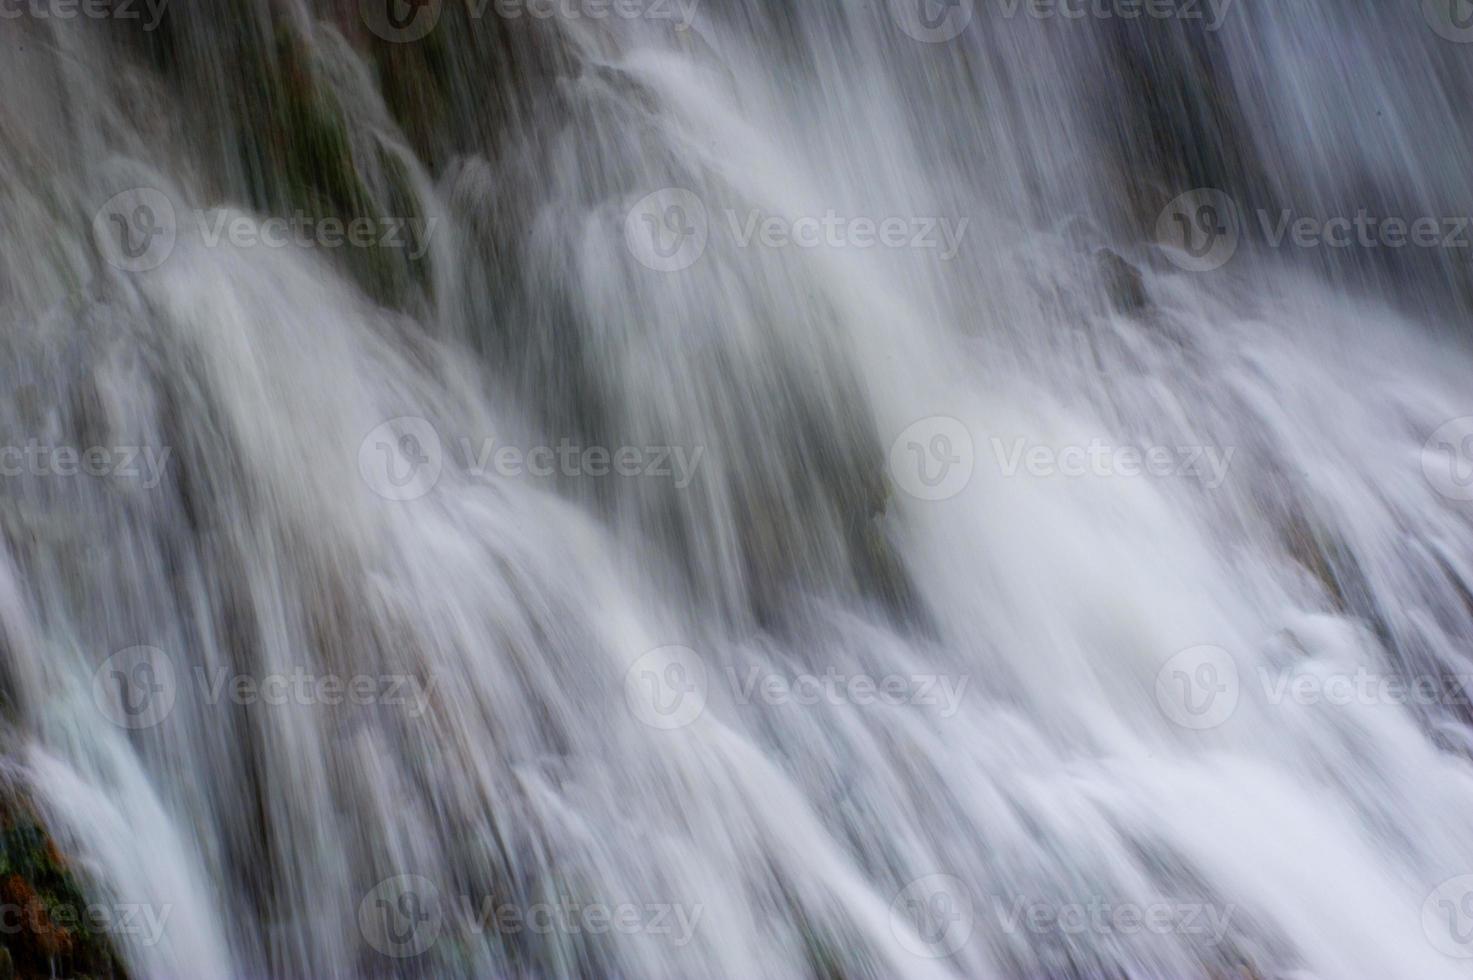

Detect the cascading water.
[{"left": 4, "top": 1, "right": 1473, "bottom": 977}]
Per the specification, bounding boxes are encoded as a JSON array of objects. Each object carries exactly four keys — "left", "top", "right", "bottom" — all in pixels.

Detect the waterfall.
[{"left": 3, "top": 1, "right": 1473, "bottom": 977}]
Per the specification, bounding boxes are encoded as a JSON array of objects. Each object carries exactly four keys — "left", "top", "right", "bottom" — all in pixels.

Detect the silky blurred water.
[{"left": 4, "top": 1, "right": 1473, "bottom": 977}]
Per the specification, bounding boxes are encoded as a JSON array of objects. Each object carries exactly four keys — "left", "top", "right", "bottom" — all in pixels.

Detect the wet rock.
[
  {"left": 1095, "top": 247, "right": 1149, "bottom": 314},
  {"left": 0, "top": 791, "right": 127, "bottom": 979}
]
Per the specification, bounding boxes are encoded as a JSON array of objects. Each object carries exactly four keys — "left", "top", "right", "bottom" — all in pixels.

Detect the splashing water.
[{"left": 4, "top": 1, "right": 1473, "bottom": 977}]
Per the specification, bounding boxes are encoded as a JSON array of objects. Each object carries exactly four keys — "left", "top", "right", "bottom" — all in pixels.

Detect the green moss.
[
  {"left": 0, "top": 795, "right": 126, "bottom": 979},
  {"left": 207, "top": 16, "right": 437, "bottom": 312}
]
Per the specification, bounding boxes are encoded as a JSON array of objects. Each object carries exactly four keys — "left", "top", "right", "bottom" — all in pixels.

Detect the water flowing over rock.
[{"left": 3, "top": 2, "right": 1473, "bottom": 977}]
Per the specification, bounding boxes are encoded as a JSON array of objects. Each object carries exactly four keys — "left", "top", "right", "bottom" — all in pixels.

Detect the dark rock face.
[
  {"left": 1096, "top": 247, "right": 1149, "bottom": 315},
  {"left": 0, "top": 792, "right": 126, "bottom": 980}
]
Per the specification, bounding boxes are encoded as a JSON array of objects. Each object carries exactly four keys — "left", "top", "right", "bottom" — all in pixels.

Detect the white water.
[{"left": 4, "top": 2, "right": 1473, "bottom": 977}]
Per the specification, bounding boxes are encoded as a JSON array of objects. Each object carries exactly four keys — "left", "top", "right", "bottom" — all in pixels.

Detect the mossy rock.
[{"left": 0, "top": 794, "right": 126, "bottom": 979}]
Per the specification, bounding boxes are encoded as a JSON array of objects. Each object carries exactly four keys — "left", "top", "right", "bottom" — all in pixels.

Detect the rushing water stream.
[{"left": 5, "top": 1, "right": 1473, "bottom": 977}]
